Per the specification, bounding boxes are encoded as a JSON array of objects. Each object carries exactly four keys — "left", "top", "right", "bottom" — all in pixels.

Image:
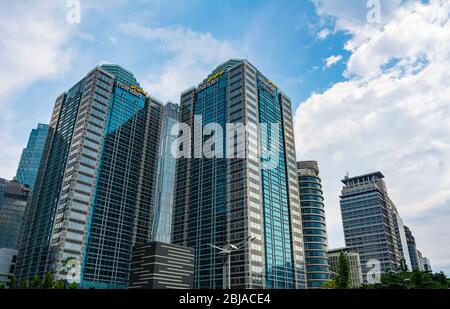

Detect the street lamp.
[{"left": 209, "top": 236, "right": 256, "bottom": 289}]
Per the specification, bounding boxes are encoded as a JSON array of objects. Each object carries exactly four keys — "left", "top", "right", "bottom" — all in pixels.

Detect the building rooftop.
[{"left": 341, "top": 171, "right": 384, "bottom": 185}]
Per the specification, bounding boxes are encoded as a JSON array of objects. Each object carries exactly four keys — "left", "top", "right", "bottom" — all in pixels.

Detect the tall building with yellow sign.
[
  {"left": 15, "top": 64, "right": 164, "bottom": 288},
  {"left": 173, "top": 59, "right": 306, "bottom": 289}
]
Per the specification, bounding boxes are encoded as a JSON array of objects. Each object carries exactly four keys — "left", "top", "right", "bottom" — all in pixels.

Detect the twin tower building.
[{"left": 15, "top": 60, "right": 331, "bottom": 289}]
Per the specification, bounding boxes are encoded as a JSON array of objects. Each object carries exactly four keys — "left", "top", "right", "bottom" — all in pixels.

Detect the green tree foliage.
[
  {"left": 14, "top": 272, "right": 78, "bottom": 289},
  {"left": 30, "top": 274, "right": 41, "bottom": 289},
  {"left": 9, "top": 275, "right": 17, "bottom": 289},
  {"left": 323, "top": 279, "right": 337, "bottom": 289},
  {"left": 53, "top": 279, "right": 65, "bottom": 289},
  {"left": 0, "top": 283, "right": 5, "bottom": 289},
  {"left": 362, "top": 270, "right": 448, "bottom": 289},
  {"left": 335, "top": 251, "right": 351, "bottom": 289},
  {"left": 19, "top": 278, "right": 29, "bottom": 289},
  {"left": 41, "top": 272, "right": 54, "bottom": 289}
]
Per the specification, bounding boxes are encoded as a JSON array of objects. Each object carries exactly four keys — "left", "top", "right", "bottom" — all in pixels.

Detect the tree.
[
  {"left": 68, "top": 282, "right": 77, "bottom": 289},
  {"left": 30, "top": 274, "right": 41, "bottom": 289},
  {"left": 335, "top": 251, "right": 351, "bottom": 289},
  {"left": 41, "top": 272, "right": 54, "bottom": 289},
  {"left": 53, "top": 279, "right": 65, "bottom": 289},
  {"left": 430, "top": 272, "right": 448, "bottom": 288},
  {"left": 9, "top": 275, "right": 17, "bottom": 289},
  {"left": 364, "top": 270, "right": 448, "bottom": 289},
  {"left": 19, "top": 278, "right": 29, "bottom": 289},
  {"left": 0, "top": 283, "right": 5, "bottom": 289},
  {"left": 323, "top": 279, "right": 337, "bottom": 289}
]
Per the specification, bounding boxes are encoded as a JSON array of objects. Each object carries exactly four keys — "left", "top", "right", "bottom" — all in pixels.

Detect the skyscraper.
[
  {"left": 416, "top": 250, "right": 425, "bottom": 271},
  {"left": 339, "top": 172, "right": 400, "bottom": 282},
  {"left": 392, "top": 205, "right": 412, "bottom": 271},
  {"left": 15, "top": 124, "right": 49, "bottom": 188},
  {"left": 297, "top": 161, "right": 330, "bottom": 288},
  {"left": 151, "top": 102, "right": 179, "bottom": 243},
  {"left": 404, "top": 225, "right": 421, "bottom": 271},
  {"left": 423, "top": 257, "right": 432, "bottom": 273},
  {"left": 172, "top": 59, "right": 305, "bottom": 289},
  {"left": 0, "top": 178, "right": 31, "bottom": 287},
  {"left": 15, "top": 64, "right": 163, "bottom": 288}
]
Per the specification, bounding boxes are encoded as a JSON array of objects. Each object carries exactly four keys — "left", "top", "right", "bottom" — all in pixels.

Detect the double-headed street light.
[{"left": 209, "top": 236, "right": 256, "bottom": 289}]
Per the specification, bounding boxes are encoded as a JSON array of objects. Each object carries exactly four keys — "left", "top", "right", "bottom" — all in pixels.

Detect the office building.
[
  {"left": 173, "top": 59, "right": 305, "bottom": 289},
  {"left": 0, "top": 248, "right": 18, "bottom": 288},
  {"left": 423, "top": 257, "right": 432, "bottom": 272},
  {"left": 0, "top": 179, "right": 31, "bottom": 287},
  {"left": 392, "top": 205, "right": 412, "bottom": 271},
  {"left": 151, "top": 102, "right": 179, "bottom": 243},
  {"left": 417, "top": 250, "right": 425, "bottom": 271},
  {"left": 339, "top": 172, "right": 400, "bottom": 282},
  {"left": 404, "top": 225, "right": 422, "bottom": 271},
  {"left": 328, "top": 248, "right": 363, "bottom": 288},
  {"left": 129, "top": 241, "right": 194, "bottom": 289},
  {"left": 297, "top": 161, "right": 330, "bottom": 288},
  {"left": 0, "top": 179, "right": 31, "bottom": 248},
  {"left": 15, "top": 124, "right": 49, "bottom": 188},
  {"left": 15, "top": 65, "right": 163, "bottom": 288}
]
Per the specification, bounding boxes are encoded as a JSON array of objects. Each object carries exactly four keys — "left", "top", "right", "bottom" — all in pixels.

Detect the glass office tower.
[
  {"left": 16, "top": 124, "right": 49, "bottom": 188},
  {"left": 0, "top": 179, "right": 31, "bottom": 249},
  {"left": 340, "top": 172, "right": 400, "bottom": 282},
  {"left": 0, "top": 179, "right": 31, "bottom": 287},
  {"left": 404, "top": 225, "right": 422, "bottom": 270},
  {"left": 15, "top": 65, "right": 163, "bottom": 288},
  {"left": 392, "top": 205, "right": 412, "bottom": 271},
  {"left": 173, "top": 59, "right": 305, "bottom": 289},
  {"left": 151, "top": 102, "right": 179, "bottom": 243},
  {"left": 297, "top": 161, "right": 330, "bottom": 288}
]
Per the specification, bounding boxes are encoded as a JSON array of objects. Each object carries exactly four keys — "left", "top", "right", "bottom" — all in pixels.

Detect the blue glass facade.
[
  {"left": 173, "top": 59, "right": 305, "bottom": 289},
  {"left": 16, "top": 124, "right": 49, "bottom": 188},
  {"left": 0, "top": 179, "right": 31, "bottom": 249},
  {"left": 190, "top": 74, "right": 228, "bottom": 289},
  {"left": 258, "top": 77, "right": 294, "bottom": 289},
  {"left": 16, "top": 84, "right": 83, "bottom": 279},
  {"left": 297, "top": 161, "right": 330, "bottom": 288},
  {"left": 16, "top": 65, "right": 163, "bottom": 288},
  {"left": 81, "top": 66, "right": 151, "bottom": 288},
  {"left": 151, "top": 102, "right": 179, "bottom": 243}
]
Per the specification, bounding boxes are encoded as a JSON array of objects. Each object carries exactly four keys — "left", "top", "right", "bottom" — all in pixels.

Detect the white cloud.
[
  {"left": 324, "top": 54, "right": 343, "bottom": 68},
  {"left": 297, "top": 0, "right": 450, "bottom": 273},
  {"left": 117, "top": 23, "right": 242, "bottom": 102},
  {"left": 0, "top": 0, "right": 73, "bottom": 179},
  {"left": 317, "top": 28, "right": 331, "bottom": 40}
]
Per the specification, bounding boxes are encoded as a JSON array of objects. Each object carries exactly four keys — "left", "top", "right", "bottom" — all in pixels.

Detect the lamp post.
[{"left": 209, "top": 236, "right": 256, "bottom": 289}]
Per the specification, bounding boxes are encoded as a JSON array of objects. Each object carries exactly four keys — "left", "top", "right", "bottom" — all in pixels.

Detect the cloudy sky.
[{"left": 0, "top": 0, "right": 449, "bottom": 275}]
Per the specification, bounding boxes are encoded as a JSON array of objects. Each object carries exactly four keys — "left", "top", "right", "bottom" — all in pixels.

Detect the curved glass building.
[{"left": 297, "top": 161, "right": 330, "bottom": 288}]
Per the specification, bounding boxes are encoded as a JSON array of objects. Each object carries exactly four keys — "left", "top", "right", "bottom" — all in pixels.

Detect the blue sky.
[
  {"left": 4, "top": 0, "right": 351, "bottom": 180},
  {"left": 1, "top": 0, "right": 450, "bottom": 276}
]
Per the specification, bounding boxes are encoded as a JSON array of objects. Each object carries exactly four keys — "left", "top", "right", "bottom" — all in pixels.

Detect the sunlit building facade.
[
  {"left": 15, "top": 65, "right": 163, "bottom": 288},
  {"left": 339, "top": 172, "right": 400, "bottom": 282},
  {"left": 172, "top": 59, "right": 305, "bottom": 289}
]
